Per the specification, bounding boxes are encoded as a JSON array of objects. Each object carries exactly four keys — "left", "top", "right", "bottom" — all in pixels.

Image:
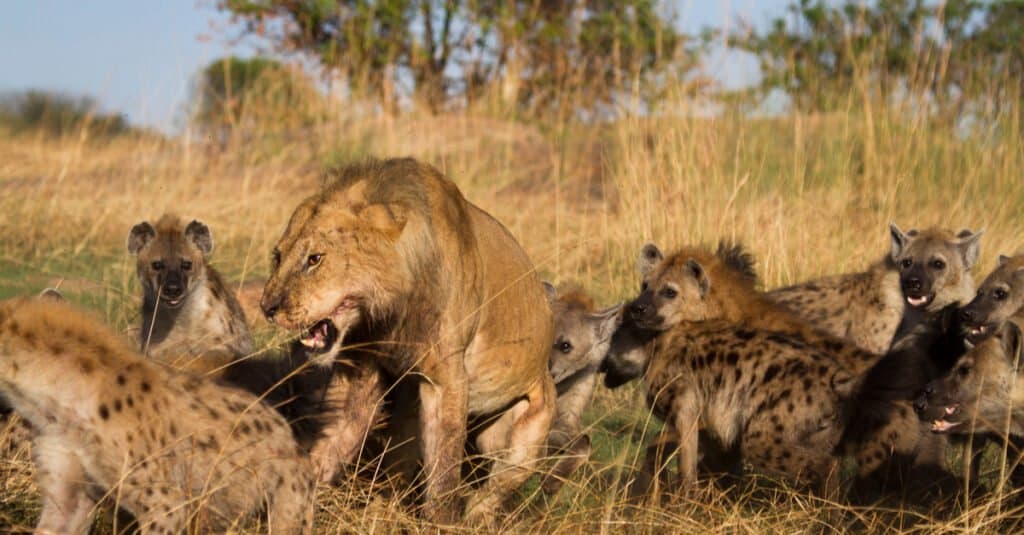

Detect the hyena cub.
[
  {"left": 916, "top": 320, "right": 1024, "bottom": 438},
  {"left": 841, "top": 304, "right": 967, "bottom": 502},
  {"left": 0, "top": 297, "right": 313, "bottom": 534},
  {"left": 768, "top": 224, "right": 982, "bottom": 354},
  {"left": 540, "top": 282, "right": 620, "bottom": 494},
  {"left": 127, "top": 214, "right": 253, "bottom": 374}
]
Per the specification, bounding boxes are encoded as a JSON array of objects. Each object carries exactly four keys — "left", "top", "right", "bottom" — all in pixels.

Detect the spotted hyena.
[
  {"left": 601, "top": 242, "right": 862, "bottom": 497},
  {"left": 538, "top": 282, "right": 620, "bottom": 494},
  {"left": 127, "top": 214, "right": 253, "bottom": 374},
  {"left": 0, "top": 296, "right": 313, "bottom": 534},
  {"left": 638, "top": 321, "right": 853, "bottom": 498},
  {"left": 768, "top": 224, "right": 982, "bottom": 354},
  {"left": 916, "top": 320, "right": 1024, "bottom": 438},
  {"left": 841, "top": 304, "right": 967, "bottom": 503},
  {"left": 958, "top": 253, "right": 1024, "bottom": 343}
]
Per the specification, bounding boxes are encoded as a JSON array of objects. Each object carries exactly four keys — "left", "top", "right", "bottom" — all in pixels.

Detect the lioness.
[{"left": 260, "top": 158, "right": 555, "bottom": 523}]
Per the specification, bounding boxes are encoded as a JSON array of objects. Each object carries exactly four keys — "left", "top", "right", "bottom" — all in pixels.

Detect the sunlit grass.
[{"left": 2, "top": 72, "right": 1024, "bottom": 533}]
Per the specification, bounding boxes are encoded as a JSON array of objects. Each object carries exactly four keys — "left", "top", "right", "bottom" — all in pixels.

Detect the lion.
[{"left": 259, "top": 158, "right": 555, "bottom": 523}]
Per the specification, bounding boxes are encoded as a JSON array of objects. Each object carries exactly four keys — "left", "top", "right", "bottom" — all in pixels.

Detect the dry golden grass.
[{"left": 1, "top": 83, "right": 1024, "bottom": 533}]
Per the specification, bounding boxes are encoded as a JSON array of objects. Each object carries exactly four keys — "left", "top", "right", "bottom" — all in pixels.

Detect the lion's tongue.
[{"left": 300, "top": 322, "right": 329, "bottom": 349}]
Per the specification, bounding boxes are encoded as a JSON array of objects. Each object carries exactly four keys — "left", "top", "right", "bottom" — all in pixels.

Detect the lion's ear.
[{"left": 360, "top": 203, "right": 407, "bottom": 240}]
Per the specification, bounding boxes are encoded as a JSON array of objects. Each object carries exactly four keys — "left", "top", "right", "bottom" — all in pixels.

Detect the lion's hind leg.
[{"left": 465, "top": 376, "right": 555, "bottom": 523}]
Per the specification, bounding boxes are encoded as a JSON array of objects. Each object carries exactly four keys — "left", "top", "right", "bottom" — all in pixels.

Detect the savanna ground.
[{"left": 2, "top": 83, "right": 1024, "bottom": 533}]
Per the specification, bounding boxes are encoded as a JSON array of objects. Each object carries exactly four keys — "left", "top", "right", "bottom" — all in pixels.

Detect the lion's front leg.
[{"left": 418, "top": 367, "right": 468, "bottom": 524}]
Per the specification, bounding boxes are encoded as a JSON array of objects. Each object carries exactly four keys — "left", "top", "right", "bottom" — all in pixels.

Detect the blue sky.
[{"left": 0, "top": 0, "right": 790, "bottom": 132}]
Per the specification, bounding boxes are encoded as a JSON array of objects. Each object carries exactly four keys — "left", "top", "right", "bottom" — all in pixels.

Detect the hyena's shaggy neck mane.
[{"left": 681, "top": 244, "right": 889, "bottom": 377}]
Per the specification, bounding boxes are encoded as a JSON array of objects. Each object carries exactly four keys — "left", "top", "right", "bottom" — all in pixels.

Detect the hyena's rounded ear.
[
  {"left": 637, "top": 243, "right": 664, "bottom": 276},
  {"left": 184, "top": 220, "right": 214, "bottom": 256},
  {"left": 999, "top": 254, "right": 1011, "bottom": 267},
  {"left": 1000, "top": 321, "right": 1023, "bottom": 370},
  {"left": 954, "top": 229, "right": 983, "bottom": 269},
  {"left": 542, "top": 281, "right": 557, "bottom": 304},
  {"left": 889, "top": 222, "right": 910, "bottom": 261},
  {"left": 127, "top": 221, "right": 156, "bottom": 255},
  {"left": 686, "top": 258, "right": 711, "bottom": 297},
  {"left": 592, "top": 304, "right": 625, "bottom": 339}
]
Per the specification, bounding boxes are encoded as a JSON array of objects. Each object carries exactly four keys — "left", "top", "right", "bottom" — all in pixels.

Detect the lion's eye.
[
  {"left": 151, "top": 261, "right": 164, "bottom": 271},
  {"left": 900, "top": 258, "right": 913, "bottom": 269},
  {"left": 995, "top": 289, "right": 1009, "bottom": 301},
  {"left": 958, "top": 365, "right": 971, "bottom": 378},
  {"left": 272, "top": 249, "right": 281, "bottom": 268},
  {"left": 307, "top": 254, "right": 323, "bottom": 268},
  {"left": 662, "top": 288, "right": 678, "bottom": 299},
  {"left": 180, "top": 260, "right": 192, "bottom": 271},
  {"left": 557, "top": 340, "right": 573, "bottom": 354},
  {"left": 931, "top": 259, "right": 946, "bottom": 270},
  {"left": 641, "top": 281, "right": 649, "bottom": 291}
]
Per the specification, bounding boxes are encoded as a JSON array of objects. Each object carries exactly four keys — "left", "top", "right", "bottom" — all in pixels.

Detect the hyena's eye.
[
  {"left": 641, "top": 281, "right": 649, "bottom": 291},
  {"left": 271, "top": 249, "right": 281, "bottom": 268},
  {"left": 180, "top": 260, "right": 193, "bottom": 271},
  {"left": 661, "top": 287, "right": 678, "bottom": 299},
  {"left": 957, "top": 365, "right": 971, "bottom": 378},
  {"left": 151, "top": 261, "right": 164, "bottom": 271},
  {"left": 557, "top": 340, "right": 573, "bottom": 354},
  {"left": 930, "top": 259, "right": 946, "bottom": 270},
  {"left": 306, "top": 254, "right": 323, "bottom": 269},
  {"left": 995, "top": 289, "right": 1009, "bottom": 300},
  {"left": 900, "top": 258, "right": 913, "bottom": 269}
]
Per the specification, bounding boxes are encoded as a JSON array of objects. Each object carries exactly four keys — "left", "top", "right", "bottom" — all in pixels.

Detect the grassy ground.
[{"left": 1, "top": 89, "right": 1024, "bottom": 533}]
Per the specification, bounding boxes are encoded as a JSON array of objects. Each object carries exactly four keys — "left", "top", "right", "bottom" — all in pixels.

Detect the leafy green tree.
[
  {"left": 0, "top": 90, "right": 130, "bottom": 137},
  {"left": 217, "top": 0, "right": 698, "bottom": 115},
  {"left": 729, "top": 0, "right": 1024, "bottom": 115},
  {"left": 191, "top": 56, "right": 321, "bottom": 136}
]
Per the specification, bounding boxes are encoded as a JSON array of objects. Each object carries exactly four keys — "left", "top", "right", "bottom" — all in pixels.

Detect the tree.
[
  {"left": 728, "top": 0, "right": 1024, "bottom": 116},
  {"left": 0, "top": 90, "right": 130, "bottom": 137},
  {"left": 191, "top": 56, "right": 321, "bottom": 137},
  {"left": 217, "top": 0, "right": 699, "bottom": 116}
]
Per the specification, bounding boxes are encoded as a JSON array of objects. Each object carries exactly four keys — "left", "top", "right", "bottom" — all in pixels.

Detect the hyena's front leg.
[
  {"left": 418, "top": 364, "right": 468, "bottom": 524},
  {"left": 33, "top": 436, "right": 96, "bottom": 535}
]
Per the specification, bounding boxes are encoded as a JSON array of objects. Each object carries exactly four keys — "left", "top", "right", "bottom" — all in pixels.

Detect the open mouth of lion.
[
  {"left": 905, "top": 292, "right": 934, "bottom": 309},
  {"left": 930, "top": 405, "right": 961, "bottom": 432},
  {"left": 298, "top": 298, "right": 359, "bottom": 351},
  {"left": 300, "top": 319, "right": 339, "bottom": 350}
]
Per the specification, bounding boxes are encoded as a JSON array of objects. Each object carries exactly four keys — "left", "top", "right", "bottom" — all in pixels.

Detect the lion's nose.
[{"left": 261, "top": 293, "right": 287, "bottom": 320}]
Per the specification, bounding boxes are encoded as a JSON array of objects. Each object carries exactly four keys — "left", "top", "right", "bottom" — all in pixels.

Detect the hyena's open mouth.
[
  {"left": 963, "top": 322, "right": 995, "bottom": 344},
  {"left": 930, "top": 405, "right": 961, "bottom": 433},
  {"left": 905, "top": 291, "right": 934, "bottom": 309}
]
